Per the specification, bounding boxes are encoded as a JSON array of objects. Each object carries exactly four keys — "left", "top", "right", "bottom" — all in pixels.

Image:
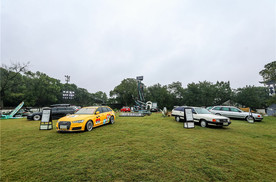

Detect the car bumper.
[
  {"left": 56, "top": 121, "right": 85, "bottom": 132},
  {"left": 207, "top": 121, "right": 231, "bottom": 126},
  {"left": 254, "top": 117, "right": 263, "bottom": 121}
]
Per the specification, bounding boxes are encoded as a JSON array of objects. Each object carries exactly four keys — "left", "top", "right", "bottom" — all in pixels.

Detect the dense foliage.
[
  {"left": 1, "top": 61, "right": 275, "bottom": 109},
  {"left": 0, "top": 65, "right": 104, "bottom": 107}
]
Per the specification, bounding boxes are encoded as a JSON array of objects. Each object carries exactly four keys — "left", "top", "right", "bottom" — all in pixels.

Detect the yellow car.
[{"left": 56, "top": 106, "right": 115, "bottom": 132}]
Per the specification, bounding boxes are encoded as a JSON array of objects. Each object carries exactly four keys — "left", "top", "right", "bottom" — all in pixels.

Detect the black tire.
[
  {"left": 200, "top": 120, "right": 208, "bottom": 127},
  {"left": 85, "top": 120, "right": 93, "bottom": 131},
  {"left": 33, "top": 115, "right": 41, "bottom": 121},
  {"left": 109, "top": 116, "right": 115, "bottom": 124},
  {"left": 175, "top": 116, "right": 181, "bottom": 122}
]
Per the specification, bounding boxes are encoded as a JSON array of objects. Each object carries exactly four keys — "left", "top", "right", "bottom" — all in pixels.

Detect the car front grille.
[
  {"left": 58, "top": 121, "right": 71, "bottom": 129},
  {"left": 219, "top": 119, "right": 228, "bottom": 122}
]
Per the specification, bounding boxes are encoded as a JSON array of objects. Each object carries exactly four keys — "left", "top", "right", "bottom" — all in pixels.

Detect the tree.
[
  {"left": 110, "top": 78, "right": 138, "bottom": 106},
  {"left": 0, "top": 62, "right": 29, "bottom": 107},
  {"left": 259, "top": 61, "right": 276, "bottom": 85},
  {"left": 185, "top": 81, "right": 216, "bottom": 106},
  {"left": 146, "top": 83, "right": 173, "bottom": 109},
  {"left": 184, "top": 81, "right": 232, "bottom": 107},
  {"left": 233, "top": 86, "right": 269, "bottom": 109},
  {"left": 24, "top": 71, "right": 62, "bottom": 106},
  {"left": 168, "top": 81, "right": 185, "bottom": 107},
  {"left": 259, "top": 61, "right": 276, "bottom": 104},
  {"left": 213, "top": 81, "right": 232, "bottom": 105},
  {"left": 91, "top": 91, "right": 108, "bottom": 105}
]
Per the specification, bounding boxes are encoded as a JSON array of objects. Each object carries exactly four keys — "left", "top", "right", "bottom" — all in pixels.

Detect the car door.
[
  {"left": 229, "top": 107, "right": 244, "bottom": 119},
  {"left": 191, "top": 108, "right": 199, "bottom": 123},
  {"left": 220, "top": 107, "right": 231, "bottom": 117},
  {"left": 94, "top": 107, "right": 105, "bottom": 126},
  {"left": 102, "top": 107, "right": 110, "bottom": 124}
]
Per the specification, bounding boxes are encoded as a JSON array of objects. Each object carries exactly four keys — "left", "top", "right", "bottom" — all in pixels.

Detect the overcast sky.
[{"left": 1, "top": 0, "right": 275, "bottom": 94}]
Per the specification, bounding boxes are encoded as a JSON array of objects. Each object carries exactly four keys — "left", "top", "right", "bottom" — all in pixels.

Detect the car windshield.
[
  {"left": 75, "top": 108, "right": 96, "bottom": 115},
  {"left": 194, "top": 108, "right": 211, "bottom": 114}
]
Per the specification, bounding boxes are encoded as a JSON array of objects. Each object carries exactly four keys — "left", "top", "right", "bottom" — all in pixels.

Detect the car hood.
[
  {"left": 58, "top": 114, "right": 93, "bottom": 121},
  {"left": 195, "top": 114, "right": 229, "bottom": 120}
]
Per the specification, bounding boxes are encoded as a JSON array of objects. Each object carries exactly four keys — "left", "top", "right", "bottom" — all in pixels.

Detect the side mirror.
[{"left": 96, "top": 111, "right": 100, "bottom": 115}]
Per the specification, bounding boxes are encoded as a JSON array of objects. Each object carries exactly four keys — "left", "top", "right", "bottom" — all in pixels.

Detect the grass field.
[{"left": 1, "top": 113, "right": 276, "bottom": 181}]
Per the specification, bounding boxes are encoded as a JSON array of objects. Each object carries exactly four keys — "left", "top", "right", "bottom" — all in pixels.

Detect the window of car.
[
  {"left": 221, "top": 107, "right": 230, "bottom": 111},
  {"left": 75, "top": 108, "right": 96, "bottom": 115},
  {"left": 95, "top": 107, "right": 103, "bottom": 114},
  {"left": 213, "top": 107, "right": 221, "bottom": 110},
  {"left": 175, "top": 107, "right": 184, "bottom": 111},
  {"left": 102, "top": 107, "right": 108, "bottom": 113},
  {"left": 230, "top": 108, "right": 241, "bottom": 112},
  {"left": 106, "top": 107, "right": 112, "bottom": 112},
  {"left": 193, "top": 108, "right": 210, "bottom": 114}
]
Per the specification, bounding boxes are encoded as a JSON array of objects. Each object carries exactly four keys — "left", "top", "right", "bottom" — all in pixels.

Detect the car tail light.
[{"left": 258, "top": 115, "right": 261, "bottom": 117}]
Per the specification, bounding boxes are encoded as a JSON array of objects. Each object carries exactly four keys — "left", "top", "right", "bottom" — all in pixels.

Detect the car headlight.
[{"left": 72, "top": 120, "right": 84, "bottom": 123}]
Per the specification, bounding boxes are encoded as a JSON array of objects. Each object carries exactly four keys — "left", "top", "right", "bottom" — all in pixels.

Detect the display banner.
[
  {"left": 183, "top": 108, "right": 195, "bottom": 129},
  {"left": 40, "top": 108, "right": 53, "bottom": 130}
]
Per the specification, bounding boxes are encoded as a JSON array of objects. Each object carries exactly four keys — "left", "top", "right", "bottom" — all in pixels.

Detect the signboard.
[
  {"left": 63, "top": 90, "right": 75, "bottom": 99},
  {"left": 41, "top": 109, "right": 51, "bottom": 122},
  {"left": 136, "top": 76, "right": 143, "bottom": 81},
  {"left": 40, "top": 108, "right": 53, "bottom": 130},
  {"left": 247, "top": 108, "right": 254, "bottom": 123},
  {"left": 183, "top": 108, "right": 194, "bottom": 129}
]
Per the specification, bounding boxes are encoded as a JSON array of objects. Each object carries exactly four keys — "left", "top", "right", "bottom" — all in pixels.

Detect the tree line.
[{"left": 1, "top": 61, "right": 275, "bottom": 110}]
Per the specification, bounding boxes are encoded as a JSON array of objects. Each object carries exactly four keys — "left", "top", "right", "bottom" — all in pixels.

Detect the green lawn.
[{"left": 1, "top": 113, "right": 276, "bottom": 181}]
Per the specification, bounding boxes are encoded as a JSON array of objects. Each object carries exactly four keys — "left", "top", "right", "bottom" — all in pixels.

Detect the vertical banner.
[
  {"left": 183, "top": 108, "right": 195, "bottom": 129},
  {"left": 40, "top": 108, "right": 53, "bottom": 130}
]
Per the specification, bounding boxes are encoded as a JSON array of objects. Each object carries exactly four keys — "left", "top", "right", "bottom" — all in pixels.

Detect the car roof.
[{"left": 82, "top": 106, "right": 110, "bottom": 109}]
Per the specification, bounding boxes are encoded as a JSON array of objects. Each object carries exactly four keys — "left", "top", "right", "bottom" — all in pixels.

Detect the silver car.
[
  {"left": 209, "top": 106, "right": 263, "bottom": 122},
  {"left": 171, "top": 106, "right": 231, "bottom": 127}
]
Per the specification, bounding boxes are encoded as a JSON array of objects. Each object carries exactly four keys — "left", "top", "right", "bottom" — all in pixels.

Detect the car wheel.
[
  {"left": 85, "top": 120, "right": 93, "bottom": 131},
  {"left": 110, "top": 116, "right": 115, "bottom": 124},
  {"left": 33, "top": 115, "right": 41, "bottom": 121},
  {"left": 175, "top": 116, "right": 180, "bottom": 122},
  {"left": 246, "top": 116, "right": 254, "bottom": 123},
  {"left": 200, "top": 120, "right": 208, "bottom": 127}
]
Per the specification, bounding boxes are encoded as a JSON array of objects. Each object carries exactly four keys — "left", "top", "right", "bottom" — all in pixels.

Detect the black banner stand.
[
  {"left": 39, "top": 108, "right": 53, "bottom": 130},
  {"left": 183, "top": 108, "right": 195, "bottom": 129}
]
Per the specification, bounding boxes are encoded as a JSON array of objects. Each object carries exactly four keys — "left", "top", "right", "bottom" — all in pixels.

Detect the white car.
[
  {"left": 209, "top": 106, "right": 263, "bottom": 122},
  {"left": 171, "top": 106, "right": 231, "bottom": 127}
]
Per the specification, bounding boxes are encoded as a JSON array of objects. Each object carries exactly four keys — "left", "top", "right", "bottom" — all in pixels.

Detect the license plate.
[
  {"left": 223, "top": 122, "right": 228, "bottom": 126},
  {"left": 60, "top": 125, "right": 67, "bottom": 129}
]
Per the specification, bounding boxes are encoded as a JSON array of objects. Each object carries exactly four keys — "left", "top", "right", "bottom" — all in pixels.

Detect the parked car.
[
  {"left": 121, "top": 106, "right": 131, "bottom": 112},
  {"left": 209, "top": 106, "right": 263, "bottom": 122},
  {"left": 27, "top": 105, "right": 77, "bottom": 121},
  {"left": 172, "top": 106, "right": 231, "bottom": 127},
  {"left": 56, "top": 106, "right": 115, "bottom": 132}
]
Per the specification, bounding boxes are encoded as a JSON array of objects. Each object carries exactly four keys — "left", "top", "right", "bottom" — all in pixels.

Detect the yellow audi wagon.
[{"left": 56, "top": 106, "right": 115, "bottom": 132}]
